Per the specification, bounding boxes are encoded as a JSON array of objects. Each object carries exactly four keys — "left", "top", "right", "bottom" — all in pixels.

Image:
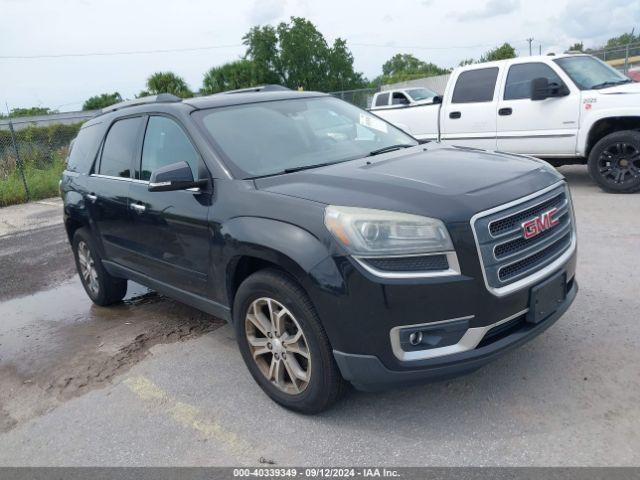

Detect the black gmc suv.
[{"left": 61, "top": 87, "right": 577, "bottom": 413}]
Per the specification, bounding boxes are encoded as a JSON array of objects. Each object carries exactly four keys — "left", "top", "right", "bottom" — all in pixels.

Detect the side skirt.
[{"left": 103, "top": 260, "right": 232, "bottom": 322}]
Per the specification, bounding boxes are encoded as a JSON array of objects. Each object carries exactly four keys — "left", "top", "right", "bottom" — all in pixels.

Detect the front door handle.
[
  {"left": 449, "top": 111, "right": 462, "bottom": 119},
  {"left": 86, "top": 193, "right": 97, "bottom": 203},
  {"left": 498, "top": 107, "right": 513, "bottom": 116},
  {"left": 130, "top": 203, "right": 146, "bottom": 213}
]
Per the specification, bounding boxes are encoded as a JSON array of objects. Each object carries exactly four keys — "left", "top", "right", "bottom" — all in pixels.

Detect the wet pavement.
[
  {"left": 0, "top": 200, "right": 224, "bottom": 433},
  {"left": 0, "top": 166, "right": 639, "bottom": 466}
]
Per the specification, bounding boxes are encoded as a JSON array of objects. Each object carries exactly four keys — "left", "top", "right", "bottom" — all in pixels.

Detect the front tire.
[
  {"left": 588, "top": 130, "right": 640, "bottom": 193},
  {"left": 72, "top": 228, "right": 127, "bottom": 306},
  {"left": 233, "top": 269, "right": 346, "bottom": 414}
]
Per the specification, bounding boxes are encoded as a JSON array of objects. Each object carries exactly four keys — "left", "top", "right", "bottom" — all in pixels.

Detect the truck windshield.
[
  {"left": 554, "top": 56, "right": 631, "bottom": 90},
  {"left": 406, "top": 88, "right": 437, "bottom": 101},
  {"left": 195, "top": 96, "right": 418, "bottom": 178}
]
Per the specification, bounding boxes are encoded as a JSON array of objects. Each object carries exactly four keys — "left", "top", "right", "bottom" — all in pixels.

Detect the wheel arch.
[
  {"left": 585, "top": 116, "right": 640, "bottom": 157},
  {"left": 221, "top": 217, "right": 345, "bottom": 319}
]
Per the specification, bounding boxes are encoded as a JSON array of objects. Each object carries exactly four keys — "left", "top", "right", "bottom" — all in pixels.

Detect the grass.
[{"left": 0, "top": 157, "right": 65, "bottom": 207}]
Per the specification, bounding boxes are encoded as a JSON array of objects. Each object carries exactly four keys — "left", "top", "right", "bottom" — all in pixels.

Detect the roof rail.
[
  {"left": 224, "top": 85, "right": 290, "bottom": 94},
  {"left": 101, "top": 93, "right": 182, "bottom": 114}
]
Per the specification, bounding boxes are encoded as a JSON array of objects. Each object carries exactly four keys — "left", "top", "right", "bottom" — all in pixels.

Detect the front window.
[
  {"left": 406, "top": 88, "right": 437, "bottom": 101},
  {"left": 554, "top": 55, "right": 630, "bottom": 90},
  {"left": 195, "top": 96, "right": 417, "bottom": 178}
]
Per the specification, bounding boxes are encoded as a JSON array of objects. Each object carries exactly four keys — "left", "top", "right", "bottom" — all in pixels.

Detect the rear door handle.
[
  {"left": 130, "top": 203, "right": 146, "bottom": 213},
  {"left": 498, "top": 107, "right": 513, "bottom": 116},
  {"left": 449, "top": 111, "right": 462, "bottom": 119},
  {"left": 86, "top": 193, "right": 97, "bottom": 203}
]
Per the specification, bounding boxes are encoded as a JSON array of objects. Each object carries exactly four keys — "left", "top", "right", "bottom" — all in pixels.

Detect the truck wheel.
[
  {"left": 588, "top": 130, "right": 640, "bottom": 193},
  {"left": 233, "top": 269, "right": 346, "bottom": 414},
  {"left": 72, "top": 228, "right": 127, "bottom": 306}
]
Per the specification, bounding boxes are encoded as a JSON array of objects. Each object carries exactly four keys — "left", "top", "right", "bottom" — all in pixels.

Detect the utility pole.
[
  {"left": 526, "top": 37, "right": 534, "bottom": 56},
  {"left": 539, "top": 44, "right": 542, "bottom": 55}
]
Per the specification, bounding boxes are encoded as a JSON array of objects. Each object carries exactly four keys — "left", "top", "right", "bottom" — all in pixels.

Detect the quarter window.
[
  {"left": 504, "top": 63, "right": 565, "bottom": 100},
  {"left": 98, "top": 117, "right": 143, "bottom": 178},
  {"left": 140, "top": 116, "right": 200, "bottom": 181},
  {"left": 452, "top": 68, "right": 499, "bottom": 103},
  {"left": 374, "top": 92, "right": 390, "bottom": 107}
]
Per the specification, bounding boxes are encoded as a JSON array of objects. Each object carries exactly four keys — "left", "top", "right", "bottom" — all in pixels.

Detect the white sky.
[{"left": 1, "top": 0, "right": 638, "bottom": 112}]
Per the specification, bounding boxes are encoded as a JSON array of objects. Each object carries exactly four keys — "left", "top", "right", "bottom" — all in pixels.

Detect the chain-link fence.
[
  {"left": 0, "top": 119, "right": 81, "bottom": 207},
  {"left": 329, "top": 88, "right": 379, "bottom": 109},
  {"left": 591, "top": 42, "right": 640, "bottom": 72}
]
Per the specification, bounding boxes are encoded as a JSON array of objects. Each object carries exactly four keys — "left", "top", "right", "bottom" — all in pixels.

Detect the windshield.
[
  {"left": 554, "top": 56, "right": 630, "bottom": 90},
  {"left": 195, "top": 96, "right": 417, "bottom": 178},
  {"left": 406, "top": 88, "right": 437, "bottom": 101}
]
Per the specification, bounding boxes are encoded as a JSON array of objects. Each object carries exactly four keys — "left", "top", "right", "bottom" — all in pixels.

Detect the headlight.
[{"left": 324, "top": 206, "right": 453, "bottom": 256}]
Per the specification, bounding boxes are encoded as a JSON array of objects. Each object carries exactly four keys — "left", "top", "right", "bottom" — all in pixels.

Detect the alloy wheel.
[
  {"left": 77, "top": 241, "right": 99, "bottom": 296},
  {"left": 245, "top": 297, "right": 311, "bottom": 395},
  {"left": 598, "top": 142, "right": 640, "bottom": 186}
]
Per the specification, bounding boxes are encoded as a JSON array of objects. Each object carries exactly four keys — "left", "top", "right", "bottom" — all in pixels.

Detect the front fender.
[
  {"left": 578, "top": 107, "right": 640, "bottom": 156},
  {"left": 220, "top": 216, "right": 346, "bottom": 308}
]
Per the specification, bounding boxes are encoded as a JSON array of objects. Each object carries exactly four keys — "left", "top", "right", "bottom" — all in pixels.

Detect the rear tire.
[
  {"left": 72, "top": 228, "right": 127, "bottom": 306},
  {"left": 588, "top": 130, "right": 640, "bottom": 193},
  {"left": 233, "top": 269, "right": 346, "bottom": 414}
]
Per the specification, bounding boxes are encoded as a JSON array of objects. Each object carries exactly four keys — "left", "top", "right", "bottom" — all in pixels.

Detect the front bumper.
[{"left": 333, "top": 279, "right": 577, "bottom": 391}]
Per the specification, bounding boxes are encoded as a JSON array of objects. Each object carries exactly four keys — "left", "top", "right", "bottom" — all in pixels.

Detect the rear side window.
[
  {"left": 452, "top": 67, "right": 499, "bottom": 103},
  {"left": 375, "top": 92, "right": 389, "bottom": 107},
  {"left": 140, "top": 116, "right": 200, "bottom": 181},
  {"left": 504, "top": 63, "right": 565, "bottom": 100},
  {"left": 66, "top": 123, "right": 103, "bottom": 173},
  {"left": 98, "top": 117, "right": 143, "bottom": 178}
]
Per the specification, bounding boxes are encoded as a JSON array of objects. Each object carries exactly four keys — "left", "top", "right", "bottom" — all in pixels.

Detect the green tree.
[
  {"left": 605, "top": 32, "right": 639, "bottom": 48},
  {"left": 568, "top": 42, "right": 584, "bottom": 52},
  {"left": 201, "top": 59, "right": 259, "bottom": 94},
  {"left": 458, "top": 58, "right": 475, "bottom": 67},
  {"left": 479, "top": 43, "right": 517, "bottom": 62},
  {"left": 82, "top": 92, "right": 122, "bottom": 110},
  {"left": 241, "top": 17, "right": 365, "bottom": 91},
  {"left": 142, "top": 72, "right": 193, "bottom": 98},
  {"left": 6, "top": 107, "right": 55, "bottom": 118},
  {"left": 371, "top": 53, "right": 449, "bottom": 85}
]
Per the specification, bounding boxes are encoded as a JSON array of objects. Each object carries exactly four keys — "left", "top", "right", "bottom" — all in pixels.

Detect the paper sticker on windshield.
[{"left": 360, "top": 113, "right": 388, "bottom": 133}]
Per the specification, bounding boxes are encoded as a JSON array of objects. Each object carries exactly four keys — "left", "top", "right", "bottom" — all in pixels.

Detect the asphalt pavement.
[{"left": 0, "top": 165, "right": 638, "bottom": 466}]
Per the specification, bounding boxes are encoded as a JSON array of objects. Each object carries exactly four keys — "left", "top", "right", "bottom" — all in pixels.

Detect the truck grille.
[{"left": 471, "top": 183, "right": 575, "bottom": 293}]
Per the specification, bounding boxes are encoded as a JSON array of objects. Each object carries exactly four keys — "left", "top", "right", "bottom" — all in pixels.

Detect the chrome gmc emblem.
[{"left": 522, "top": 208, "right": 559, "bottom": 240}]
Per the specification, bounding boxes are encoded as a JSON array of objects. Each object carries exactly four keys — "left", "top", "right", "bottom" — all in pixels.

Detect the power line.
[
  {"left": 350, "top": 40, "right": 530, "bottom": 51},
  {"left": 1, "top": 39, "right": 532, "bottom": 60},
  {"left": 0, "top": 44, "right": 244, "bottom": 60}
]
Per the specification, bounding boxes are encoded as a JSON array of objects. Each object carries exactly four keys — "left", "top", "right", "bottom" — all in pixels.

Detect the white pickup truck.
[{"left": 371, "top": 54, "right": 640, "bottom": 193}]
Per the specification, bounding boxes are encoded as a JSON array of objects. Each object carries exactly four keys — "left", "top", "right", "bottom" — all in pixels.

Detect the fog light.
[{"left": 409, "top": 331, "right": 423, "bottom": 346}]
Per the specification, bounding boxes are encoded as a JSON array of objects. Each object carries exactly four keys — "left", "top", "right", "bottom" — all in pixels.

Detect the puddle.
[{"left": 0, "top": 276, "right": 225, "bottom": 431}]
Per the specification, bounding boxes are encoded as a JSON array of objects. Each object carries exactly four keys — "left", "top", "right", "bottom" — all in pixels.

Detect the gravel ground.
[{"left": 0, "top": 166, "right": 638, "bottom": 466}]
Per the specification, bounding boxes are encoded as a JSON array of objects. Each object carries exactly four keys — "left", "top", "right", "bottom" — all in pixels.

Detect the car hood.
[
  {"left": 596, "top": 82, "right": 640, "bottom": 95},
  {"left": 254, "top": 144, "right": 563, "bottom": 223}
]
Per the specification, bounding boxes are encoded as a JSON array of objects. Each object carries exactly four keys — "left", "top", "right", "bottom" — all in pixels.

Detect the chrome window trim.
[
  {"left": 470, "top": 181, "right": 576, "bottom": 297},
  {"left": 90, "top": 174, "right": 148, "bottom": 184},
  {"left": 390, "top": 309, "right": 528, "bottom": 361},
  {"left": 353, "top": 251, "right": 461, "bottom": 279}
]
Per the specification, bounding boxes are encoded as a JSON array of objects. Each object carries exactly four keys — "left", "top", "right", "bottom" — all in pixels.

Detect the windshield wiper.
[
  {"left": 367, "top": 144, "right": 415, "bottom": 157},
  {"left": 282, "top": 161, "right": 343, "bottom": 174},
  {"left": 591, "top": 79, "right": 632, "bottom": 89}
]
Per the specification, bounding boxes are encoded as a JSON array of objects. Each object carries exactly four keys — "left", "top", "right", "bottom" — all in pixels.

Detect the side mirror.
[
  {"left": 148, "top": 161, "right": 205, "bottom": 192},
  {"left": 531, "top": 77, "right": 550, "bottom": 100},
  {"left": 531, "top": 77, "right": 569, "bottom": 101},
  {"left": 432, "top": 95, "right": 443, "bottom": 104}
]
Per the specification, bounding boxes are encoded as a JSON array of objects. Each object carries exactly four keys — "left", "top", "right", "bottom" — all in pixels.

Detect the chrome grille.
[{"left": 471, "top": 183, "right": 575, "bottom": 295}]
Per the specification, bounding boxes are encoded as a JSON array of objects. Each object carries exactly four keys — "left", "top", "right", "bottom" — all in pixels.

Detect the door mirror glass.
[{"left": 148, "top": 161, "right": 203, "bottom": 192}]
